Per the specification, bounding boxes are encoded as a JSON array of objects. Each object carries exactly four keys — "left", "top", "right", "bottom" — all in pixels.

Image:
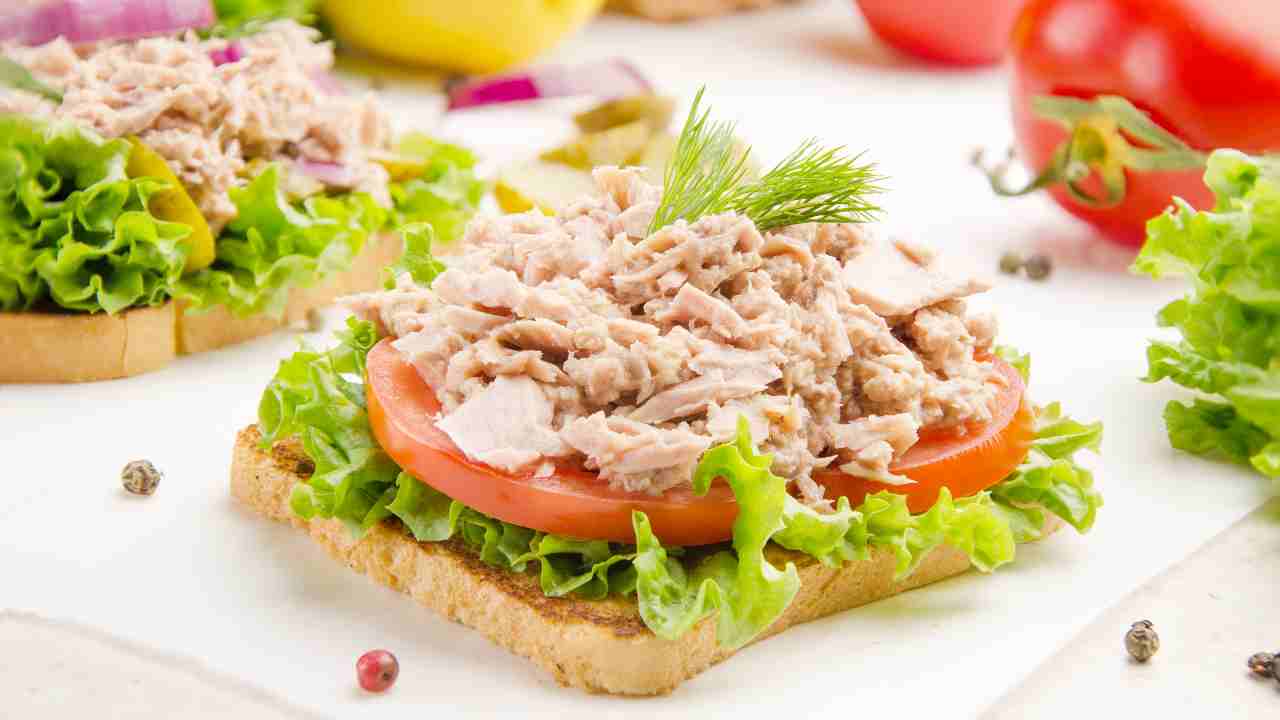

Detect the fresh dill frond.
[
  {"left": 725, "top": 139, "right": 883, "bottom": 231},
  {"left": 648, "top": 89, "right": 883, "bottom": 234},
  {"left": 647, "top": 88, "right": 752, "bottom": 234}
]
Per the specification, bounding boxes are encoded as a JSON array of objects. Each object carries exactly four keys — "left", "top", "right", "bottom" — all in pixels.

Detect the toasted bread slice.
[
  {"left": 0, "top": 231, "right": 401, "bottom": 384},
  {"left": 231, "top": 424, "right": 1061, "bottom": 695}
]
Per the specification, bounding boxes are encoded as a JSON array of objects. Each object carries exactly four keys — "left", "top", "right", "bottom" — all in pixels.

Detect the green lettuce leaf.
[
  {"left": 1163, "top": 398, "right": 1272, "bottom": 468},
  {"left": 636, "top": 399, "right": 1100, "bottom": 648},
  {"left": 177, "top": 138, "right": 480, "bottom": 317},
  {"left": 2, "top": 112, "right": 480, "bottom": 317},
  {"left": 389, "top": 133, "right": 487, "bottom": 244},
  {"left": 260, "top": 317, "right": 642, "bottom": 599},
  {"left": 995, "top": 345, "right": 1031, "bottom": 382},
  {"left": 633, "top": 418, "right": 801, "bottom": 648},
  {"left": 209, "top": 0, "right": 319, "bottom": 37},
  {"left": 174, "top": 165, "right": 386, "bottom": 318},
  {"left": 1133, "top": 150, "right": 1280, "bottom": 479},
  {"left": 382, "top": 222, "right": 446, "bottom": 288},
  {"left": 0, "top": 57, "right": 62, "bottom": 102},
  {"left": 0, "top": 115, "right": 191, "bottom": 313},
  {"left": 990, "top": 402, "right": 1103, "bottom": 536},
  {"left": 259, "top": 324, "right": 1102, "bottom": 647}
]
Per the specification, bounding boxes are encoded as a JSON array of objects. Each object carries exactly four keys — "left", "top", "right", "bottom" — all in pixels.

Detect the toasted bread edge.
[
  {"left": 0, "top": 230, "right": 401, "bottom": 384},
  {"left": 231, "top": 424, "right": 1061, "bottom": 695}
]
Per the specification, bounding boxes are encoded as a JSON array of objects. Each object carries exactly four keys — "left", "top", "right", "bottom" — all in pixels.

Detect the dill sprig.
[
  {"left": 725, "top": 139, "right": 882, "bottom": 230},
  {"left": 648, "top": 88, "right": 882, "bottom": 234},
  {"left": 648, "top": 88, "right": 752, "bottom": 233}
]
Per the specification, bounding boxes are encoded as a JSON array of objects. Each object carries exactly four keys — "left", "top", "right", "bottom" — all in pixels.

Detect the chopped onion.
[
  {"left": 309, "top": 69, "right": 347, "bottom": 96},
  {"left": 208, "top": 41, "right": 244, "bottom": 67},
  {"left": 0, "top": 0, "right": 216, "bottom": 46},
  {"left": 293, "top": 159, "right": 356, "bottom": 187},
  {"left": 447, "top": 59, "right": 651, "bottom": 111}
]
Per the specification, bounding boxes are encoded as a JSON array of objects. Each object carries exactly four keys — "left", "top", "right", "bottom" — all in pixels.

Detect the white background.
[{"left": 2, "top": 1, "right": 1274, "bottom": 717}]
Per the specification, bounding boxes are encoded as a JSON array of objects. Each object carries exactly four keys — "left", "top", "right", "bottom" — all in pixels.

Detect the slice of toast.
[
  {"left": 231, "top": 425, "right": 1062, "bottom": 695},
  {"left": 0, "top": 231, "right": 401, "bottom": 384}
]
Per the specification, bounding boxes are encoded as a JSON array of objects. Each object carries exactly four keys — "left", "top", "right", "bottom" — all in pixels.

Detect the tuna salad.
[
  {"left": 351, "top": 166, "right": 1000, "bottom": 506},
  {"left": 2, "top": 19, "right": 392, "bottom": 234},
  {"left": 263, "top": 90, "right": 1103, "bottom": 656},
  {"left": 0, "top": 14, "right": 481, "bottom": 322}
]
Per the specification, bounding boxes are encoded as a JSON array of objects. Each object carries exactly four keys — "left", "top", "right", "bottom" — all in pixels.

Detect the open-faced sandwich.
[
  {"left": 0, "top": 5, "right": 481, "bottom": 382},
  {"left": 232, "top": 91, "right": 1103, "bottom": 695}
]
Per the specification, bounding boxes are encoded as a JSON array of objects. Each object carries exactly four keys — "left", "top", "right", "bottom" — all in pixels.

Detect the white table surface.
[{"left": 2, "top": 1, "right": 1274, "bottom": 717}]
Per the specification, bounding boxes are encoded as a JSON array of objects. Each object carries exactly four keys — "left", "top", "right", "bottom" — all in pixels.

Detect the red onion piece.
[
  {"left": 447, "top": 59, "right": 651, "bottom": 111},
  {"left": 0, "top": 0, "right": 215, "bottom": 46},
  {"left": 294, "top": 159, "right": 356, "bottom": 187},
  {"left": 309, "top": 69, "right": 347, "bottom": 96},
  {"left": 208, "top": 41, "right": 244, "bottom": 66},
  {"left": 1, "top": 0, "right": 216, "bottom": 46}
]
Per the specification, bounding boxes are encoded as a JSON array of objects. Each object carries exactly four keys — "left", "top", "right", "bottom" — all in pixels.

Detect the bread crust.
[
  {"left": 0, "top": 231, "right": 401, "bottom": 383},
  {"left": 230, "top": 424, "right": 1061, "bottom": 695}
]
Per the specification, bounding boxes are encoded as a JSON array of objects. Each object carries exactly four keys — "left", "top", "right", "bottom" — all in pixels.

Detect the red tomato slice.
[
  {"left": 817, "top": 357, "right": 1033, "bottom": 512},
  {"left": 367, "top": 339, "right": 1032, "bottom": 545},
  {"left": 366, "top": 339, "right": 738, "bottom": 546}
]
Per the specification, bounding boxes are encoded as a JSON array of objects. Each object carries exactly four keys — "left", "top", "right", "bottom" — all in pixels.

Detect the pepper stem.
[{"left": 980, "top": 95, "right": 1208, "bottom": 209}]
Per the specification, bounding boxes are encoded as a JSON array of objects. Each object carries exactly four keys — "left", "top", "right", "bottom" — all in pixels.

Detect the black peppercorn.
[
  {"left": 1247, "top": 651, "right": 1275, "bottom": 677},
  {"left": 1124, "top": 620, "right": 1159, "bottom": 662},
  {"left": 121, "top": 460, "right": 161, "bottom": 496}
]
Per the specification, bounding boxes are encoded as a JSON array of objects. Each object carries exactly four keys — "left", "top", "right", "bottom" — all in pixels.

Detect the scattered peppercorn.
[
  {"left": 1125, "top": 620, "right": 1159, "bottom": 663},
  {"left": 1247, "top": 651, "right": 1275, "bottom": 677},
  {"left": 1025, "top": 253, "right": 1053, "bottom": 281},
  {"left": 357, "top": 649, "right": 399, "bottom": 693},
  {"left": 120, "top": 460, "right": 161, "bottom": 496},
  {"left": 998, "top": 251, "right": 1024, "bottom": 275}
]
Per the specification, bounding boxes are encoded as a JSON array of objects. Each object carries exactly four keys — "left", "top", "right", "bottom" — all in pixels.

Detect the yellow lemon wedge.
[
  {"left": 125, "top": 137, "right": 216, "bottom": 273},
  {"left": 323, "top": 0, "right": 605, "bottom": 75}
]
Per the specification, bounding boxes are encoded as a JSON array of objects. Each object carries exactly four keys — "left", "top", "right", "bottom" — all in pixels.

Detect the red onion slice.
[
  {"left": 0, "top": 0, "right": 215, "bottom": 46},
  {"left": 293, "top": 159, "right": 356, "bottom": 187},
  {"left": 447, "top": 59, "right": 651, "bottom": 111},
  {"left": 208, "top": 40, "right": 244, "bottom": 66}
]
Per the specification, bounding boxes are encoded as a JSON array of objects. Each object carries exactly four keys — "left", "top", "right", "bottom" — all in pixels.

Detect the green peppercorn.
[
  {"left": 1025, "top": 253, "right": 1053, "bottom": 281},
  {"left": 1125, "top": 620, "right": 1159, "bottom": 663},
  {"left": 998, "top": 251, "right": 1024, "bottom": 275}
]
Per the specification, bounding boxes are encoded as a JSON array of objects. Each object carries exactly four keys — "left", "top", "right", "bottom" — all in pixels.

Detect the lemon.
[{"left": 323, "top": 0, "right": 606, "bottom": 74}]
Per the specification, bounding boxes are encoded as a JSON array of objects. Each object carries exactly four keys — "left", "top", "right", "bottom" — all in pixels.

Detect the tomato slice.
[
  {"left": 817, "top": 358, "right": 1034, "bottom": 512},
  {"left": 367, "top": 339, "right": 1032, "bottom": 545},
  {"left": 366, "top": 339, "right": 738, "bottom": 546}
]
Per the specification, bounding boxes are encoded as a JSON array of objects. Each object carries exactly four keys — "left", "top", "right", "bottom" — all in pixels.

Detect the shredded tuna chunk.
[
  {"left": 349, "top": 167, "right": 1000, "bottom": 505},
  {"left": 436, "top": 376, "right": 568, "bottom": 473},
  {"left": 562, "top": 413, "right": 712, "bottom": 494},
  {"left": 3, "top": 21, "right": 392, "bottom": 233}
]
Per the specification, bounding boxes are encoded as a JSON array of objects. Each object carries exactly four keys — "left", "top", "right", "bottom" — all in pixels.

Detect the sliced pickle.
[
  {"left": 573, "top": 95, "right": 676, "bottom": 134},
  {"left": 540, "top": 120, "right": 653, "bottom": 170},
  {"left": 125, "top": 137, "right": 216, "bottom": 273}
]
